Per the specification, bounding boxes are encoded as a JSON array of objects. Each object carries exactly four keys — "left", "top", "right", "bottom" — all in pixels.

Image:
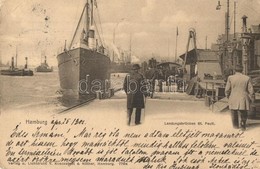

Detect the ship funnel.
[
  {"left": 11, "top": 57, "right": 14, "bottom": 69},
  {"left": 88, "top": 26, "right": 95, "bottom": 50},
  {"left": 25, "top": 57, "right": 28, "bottom": 69},
  {"left": 242, "top": 15, "right": 248, "bottom": 33}
]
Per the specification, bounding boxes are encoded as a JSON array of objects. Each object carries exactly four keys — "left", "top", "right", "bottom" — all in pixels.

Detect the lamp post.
[
  {"left": 216, "top": 0, "right": 232, "bottom": 72},
  {"left": 216, "top": 0, "right": 230, "bottom": 42},
  {"left": 233, "top": 0, "right": 237, "bottom": 39},
  {"left": 241, "top": 15, "right": 249, "bottom": 75}
]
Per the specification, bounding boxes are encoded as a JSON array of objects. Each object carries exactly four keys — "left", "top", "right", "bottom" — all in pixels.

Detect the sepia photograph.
[{"left": 0, "top": 0, "right": 260, "bottom": 168}]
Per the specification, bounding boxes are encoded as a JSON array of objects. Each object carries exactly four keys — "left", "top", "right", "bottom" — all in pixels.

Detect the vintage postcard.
[{"left": 0, "top": 0, "right": 260, "bottom": 168}]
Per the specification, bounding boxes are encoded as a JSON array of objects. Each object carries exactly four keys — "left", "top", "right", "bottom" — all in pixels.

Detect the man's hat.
[
  {"left": 132, "top": 64, "right": 141, "bottom": 70},
  {"left": 235, "top": 64, "right": 243, "bottom": 71}
]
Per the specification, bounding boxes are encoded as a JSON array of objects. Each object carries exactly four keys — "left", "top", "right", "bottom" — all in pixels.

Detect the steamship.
[
  {"left": 57, "top": 0, "right": 110, "bottom": 99},
  {"left": 1, "top": 55, "right": 33, "bottom": 76},
  {"left": 35, "top": 56, "right": 53, "bottom": 72}
]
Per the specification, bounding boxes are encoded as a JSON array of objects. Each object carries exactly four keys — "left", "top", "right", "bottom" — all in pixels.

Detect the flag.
[{"left": 176, "top": 27, "right": 179, "bottom": 36}]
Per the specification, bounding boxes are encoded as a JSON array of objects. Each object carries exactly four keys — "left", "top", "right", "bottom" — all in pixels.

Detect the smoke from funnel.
[
  {"left": 131, "top": 55, "right": 140, "bottom": 63},
  {"left": 110, "top": 43, "right": 120, "bottom": 61}
]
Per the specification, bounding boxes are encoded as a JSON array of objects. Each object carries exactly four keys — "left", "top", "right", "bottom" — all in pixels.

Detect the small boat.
[
  {"left": 1, "top": 57, "right": 33, "bottom": 76},
  {"left": 35, "top": 56, "right": 53, "bottom": 72}
]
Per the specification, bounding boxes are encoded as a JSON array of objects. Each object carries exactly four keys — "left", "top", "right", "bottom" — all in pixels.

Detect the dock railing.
[{"left": 199, "top": 79, "right": 226, "bottom": 111}]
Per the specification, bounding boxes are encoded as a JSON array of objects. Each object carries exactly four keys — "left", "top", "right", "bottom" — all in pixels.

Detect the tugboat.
[
  {"left": 35, "top": 56, "right": 53, "bottom": 72},
  {"left": 57, "top": 0, "right": 110, "bottom": 99},
  {"left": 1, "top": 57, "right": 34, "bottom": 76}
]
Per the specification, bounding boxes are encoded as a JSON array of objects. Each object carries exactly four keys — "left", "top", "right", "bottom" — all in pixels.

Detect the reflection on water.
[{"left": 0, "top": 71, "right": 126, "bottom": 113}]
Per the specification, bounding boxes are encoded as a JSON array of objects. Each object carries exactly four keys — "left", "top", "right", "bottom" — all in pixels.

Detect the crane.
[{"left": 183, "top": 28, "right": 197, "bottom": 80}]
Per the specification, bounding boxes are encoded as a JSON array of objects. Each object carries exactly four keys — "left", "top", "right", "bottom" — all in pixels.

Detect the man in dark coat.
[
  {"left": 145, "top": 67, "right": 159, "bottom": 98},
  {"left": 225, "top": 65, "right": 254, "bottom": 130},
  {"left": 123, "top": 64, "right": 146, "bottom": 125}
]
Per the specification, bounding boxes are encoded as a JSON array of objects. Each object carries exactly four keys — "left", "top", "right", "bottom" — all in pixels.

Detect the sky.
[{"left": 0, "top": 0, "right": 260, "bottom": 66}]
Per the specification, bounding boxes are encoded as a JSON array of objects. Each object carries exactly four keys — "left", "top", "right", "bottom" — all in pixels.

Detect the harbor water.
[{"left": 0, "top": 71, "right": 125, "bottom": 114}]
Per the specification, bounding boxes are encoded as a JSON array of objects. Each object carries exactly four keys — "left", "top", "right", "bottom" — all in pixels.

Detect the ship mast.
[
  {"left": 15, "top": 46, "right": 18, "bottom": 67},
  {"left": 85, "top": 0, "right": 90, "bottom": 44},
  {"left": 226, "top": 0, "right": 230, "bottom": 42},
  {"left": 233, "top": 1, "right": 236, "bottom": 39},
  {"left": 226, "top": 0, "right": 232, "bottom": 71},
  {"left": 90, "top": 0, "right": 94, "bottom": 26},
  {"left": 88, "top": 0, "right": 95, "bottom": 50},
  {"left": 40, "top": 53, "right": 42, "bottom": 64},
  {"left": 175, "top": 27, "right": 178, "bottom": 62},
  {"left": 129, "top": 33, "right": 132, "bottom": 63}
]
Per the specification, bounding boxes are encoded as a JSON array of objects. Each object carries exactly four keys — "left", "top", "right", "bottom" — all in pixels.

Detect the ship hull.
[
  {"left": 35, "top": 67, "right": 53, "bottom": 72},
  {"left": 1, "top": 69, "right": 34, "bottom": 76},
  {"left": 57, "top": 47, "right": 110, "bottom": 99}
]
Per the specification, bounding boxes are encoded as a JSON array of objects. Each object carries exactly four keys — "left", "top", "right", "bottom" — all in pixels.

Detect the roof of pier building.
[{"left": 179, "top": 49, "right": 219, "bottom": 65}]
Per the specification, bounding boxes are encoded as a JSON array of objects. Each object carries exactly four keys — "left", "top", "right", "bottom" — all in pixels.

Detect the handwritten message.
[{"left": 4, "top": 118, "right": 260, "bottom": 169}]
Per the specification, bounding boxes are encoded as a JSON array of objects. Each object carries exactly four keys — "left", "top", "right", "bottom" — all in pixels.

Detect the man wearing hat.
[
  {"left": 145, "top": 66, "right": 159, "bottom": 98},
  {"left": 225, "top": 64, "right": 254, "bottom": 130},
  {"left": 123, "top": 64, "right": 146, "bottom": 125}
]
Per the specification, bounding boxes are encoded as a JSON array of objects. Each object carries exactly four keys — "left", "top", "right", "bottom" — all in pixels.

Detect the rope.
[
  {"left": 93, "top": 1, "right": 105, "bottom": 47},
  {"left": 94, "top": 19, "right": 104, "bottom": 47},
  {"left": 2, "top": 0, "right": 25, "bottom": 18},
  {"left": 57, "top": 96, "right": 96, "bottom": 114},
  {"left": 57, "top": 48, "right": 79, "bottom": 67},
  {"left": 96, "top": 5, "right": 105, "bottom": 43},
  {"left": 237, "top": 0, "right": 260, "bottom": 16},
  {"left": 70, "top": 0, "right": 81, "bottom": 44},
  {"left": 57, "top": 87, "right": 123, "bottom": 114},
  {"left": 240, "top": 2, "right": 260, "bottom": 15},
  {"left": 69, "top": 4, "right": 86, "bottom": 50}
]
